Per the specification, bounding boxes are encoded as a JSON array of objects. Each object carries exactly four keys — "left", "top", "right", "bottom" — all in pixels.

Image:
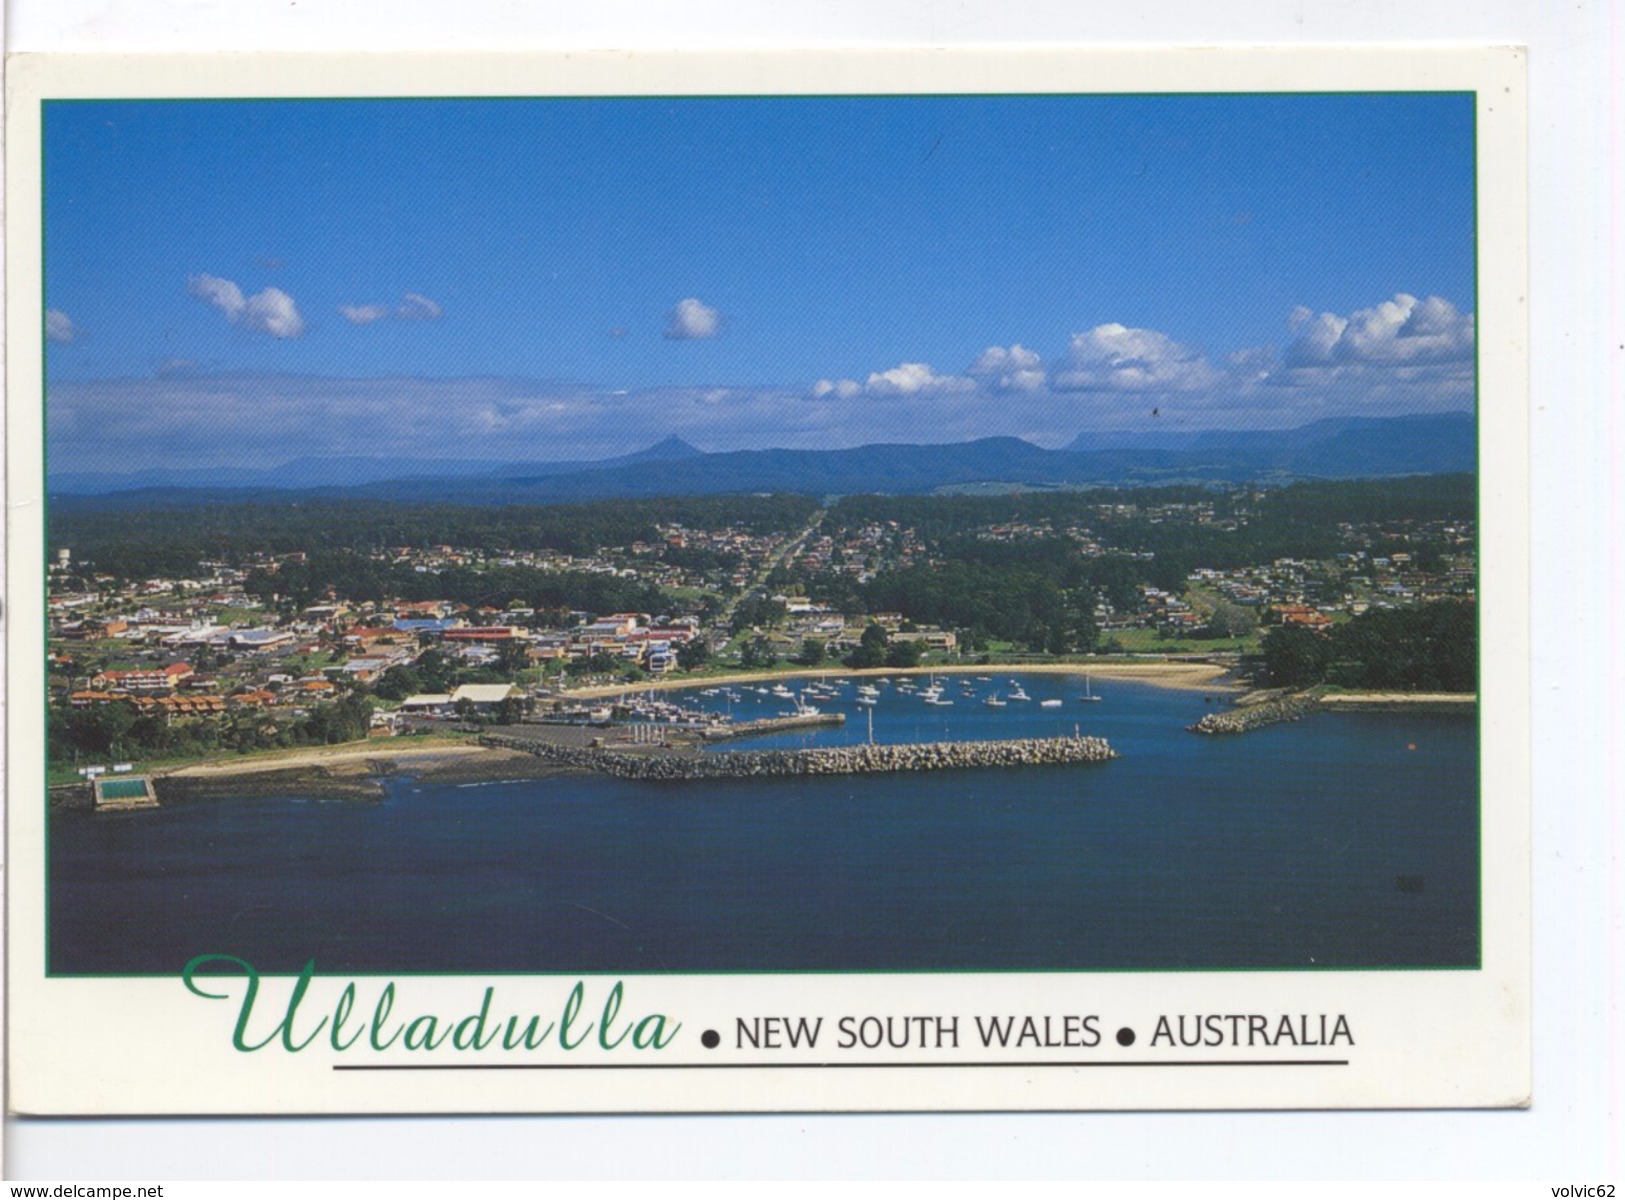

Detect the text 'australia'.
[{"left": 1150, "top": 1013, "right": 1354, "bottom": 1048}]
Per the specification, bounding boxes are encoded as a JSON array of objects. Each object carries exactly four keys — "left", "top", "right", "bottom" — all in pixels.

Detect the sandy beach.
[
  {"left": 147, "top": 739, "right": 570, "bottom": 798},
  {"left": 159, "top": 741, "right": 493, "bottom": 778},
  {"left": 566, "top": 659, "right": 1240, "bottom": 700}
]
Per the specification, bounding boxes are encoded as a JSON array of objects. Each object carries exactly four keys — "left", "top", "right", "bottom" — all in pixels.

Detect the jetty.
[
  {"left": 480, "top": 732, "right": 1115, "bottom": 781},
  {"left": 698, "top": 711, "right": 845, "bottom": 742}
]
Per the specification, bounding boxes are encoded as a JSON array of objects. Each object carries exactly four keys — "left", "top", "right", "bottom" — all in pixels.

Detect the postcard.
[{"left": 5, "top": 47, "right": 1529, "bottom": 1114}]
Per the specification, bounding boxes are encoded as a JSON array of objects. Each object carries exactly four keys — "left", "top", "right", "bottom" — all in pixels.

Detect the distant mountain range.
[
  {"left": 49, "top": 435, "right": 704, "bottom": 495},
  {"left": 49, "top": 412, "right": 1473, "bottom": 510}
]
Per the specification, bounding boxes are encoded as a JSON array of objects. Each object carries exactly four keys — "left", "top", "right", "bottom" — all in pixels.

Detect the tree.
[
  {"left": 1261, "top": 626, "right": 1331, "bottom": 687},
  {"left": 373, "top": 665, "right": 425, "bottom": 702},
  {"left": 495, "top": 695, "right": 532, "bottom": 725},
  {"left": 729, "top": 594, "right": 788, "bottom": 635},
  {"left": 62, "top": 701, "right": 138, "bottom": 759},
  {"left": 677, "top": 638, "right": 712, "bottom": 671},
  {"left": 1207, "top": 600, "right": 1260, "bottom": 639},
  {"left": 885, "top": 639, "right": 923, "bottom": 669},
  {"left": 497, "top": 638, "right": 531, "bottom": 676},
  {"left": 845, "top": 624, "right": 890, "bottom": 670},
  {"left": 796, "top": 637, "right": 827, "bottom": 666},
  {"left": 739, "top": 637, "right": 779, "bottom": 670}
]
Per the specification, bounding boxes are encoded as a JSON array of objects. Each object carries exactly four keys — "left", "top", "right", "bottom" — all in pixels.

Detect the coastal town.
[{"left": 47, "top": 479, "right": 1477, "bottom": 787}]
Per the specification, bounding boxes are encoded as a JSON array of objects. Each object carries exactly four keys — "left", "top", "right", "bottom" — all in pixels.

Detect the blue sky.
[{"left": 44, "top": 94, "right": 1477, "bottom": 471}]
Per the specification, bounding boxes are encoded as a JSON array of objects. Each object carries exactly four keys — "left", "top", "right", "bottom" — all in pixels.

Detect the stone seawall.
[
  {"left": 1188, "top": 692, "right": 1321, "bottom": 734},
  {"left": 481, "top": 733, "right": 1115, "bottom": 780}
]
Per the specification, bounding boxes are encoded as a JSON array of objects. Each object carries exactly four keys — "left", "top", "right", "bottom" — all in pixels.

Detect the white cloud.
[
  {"left": 1283, "top": 293, "right": 1474, "bottom": 367},
  {"left": 188, "top": 273, "right": 304, "bottom": 338},
  {"left": 156, "top": 357, "right": 199, "bottom": 378},
  {"left": 969, "top": 344, "right": 1040, "bottom": 374},
  {"left": 397, "top": 292, "right": 443, "bottom": 321},
  {"left": 665, "top": 297, "right": 721, "bottom": 340},
  {"left": 1050, "top": 323, "right": 1220, "bottom": 393},
  {"left": 1281, "top": 311, "right": 1349, "bottom": 366},
  {"left": 864, "top": 362, "right": 977, "bottom": 396},
  {"left": 47, "top": 309, "right": 76, "bottom": 343},
  {"left": 239, "top": 287, "right": 306, "bottom": 338},
  {"left": 339, "top": 304, "right": 389, "bottom": 326},
  {"left": 339, "top": 293, "right": 442, "bottom": 326},
  {"left": 967, "top": 344, "right": 1045, "bottom": 392},
  {"left": 187, "top": 273, "right": 246, "bottom": 320},
  {"left": 812, "top": 378, "right": 862, "bottom": 400}
]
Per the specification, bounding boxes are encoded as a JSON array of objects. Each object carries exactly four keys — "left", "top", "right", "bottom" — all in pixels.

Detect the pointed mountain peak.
[{"left": 633, "top": 436, "right": 704, "bottom": 460}]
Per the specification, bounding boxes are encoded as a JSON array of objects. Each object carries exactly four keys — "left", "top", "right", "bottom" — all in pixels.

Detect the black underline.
[{"left": 334, "top": 1058, "right": 1349, "bottom": 1072}]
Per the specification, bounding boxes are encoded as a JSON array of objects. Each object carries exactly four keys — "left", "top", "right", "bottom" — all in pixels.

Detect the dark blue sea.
[{"left": 48, "top": 673, "right": 1479, "bottom": 975}]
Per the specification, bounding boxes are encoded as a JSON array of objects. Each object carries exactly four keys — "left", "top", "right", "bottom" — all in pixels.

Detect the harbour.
[{"left": 47, "top": 673, "right": 1479, "bottom": 975}]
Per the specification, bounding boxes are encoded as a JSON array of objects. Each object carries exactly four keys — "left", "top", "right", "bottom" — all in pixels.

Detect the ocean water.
[{"left": 48, "top": 674, "right": 1479, "bottom": 975}]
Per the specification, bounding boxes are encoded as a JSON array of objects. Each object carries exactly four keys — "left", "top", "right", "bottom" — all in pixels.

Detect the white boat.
[
  {"left": 771, "top": 684, "right": 795, "bottom": 699},
  {"left": 1040, "top": 698, "right": 1063, "bottom": 708},
  {"left": 1008, "top": 684, "right": 1031, "bottom": 702},
  {"left": 924, "top": 696, "right": 954, "bottom": 706},
  {"left": 982, "top": 693, "right": 1007, "bottom": 708},
  {"left": 856, "top": 696, "right": 877, "bottom": 706},
  {"left": 1078, "top": 672, "right": 1103, "bottom": 703},
  {"left": 856, "top": 684, "right": 880, "bottom": 698}
]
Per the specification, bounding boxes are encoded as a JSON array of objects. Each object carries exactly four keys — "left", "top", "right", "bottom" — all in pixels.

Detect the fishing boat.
[{"left": 1008, "top": 682, "right": 1031, "bottom": 702}]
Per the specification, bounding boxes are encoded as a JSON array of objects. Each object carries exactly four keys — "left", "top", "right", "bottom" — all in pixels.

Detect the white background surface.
[{"left": 4, "top": 0, "right": 1620, "bottom": 1182}]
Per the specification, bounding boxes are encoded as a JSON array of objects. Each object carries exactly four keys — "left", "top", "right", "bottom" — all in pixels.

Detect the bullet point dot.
[
  {"left": 1116, "top": 1027, "right": 1136, "bottom": 1047},
  {"left": 701, "top": 1029, "right": 721, "bottom": 1049}
]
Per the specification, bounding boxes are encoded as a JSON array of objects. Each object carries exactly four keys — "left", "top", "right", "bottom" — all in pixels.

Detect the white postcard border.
[{"left": 5, "top": 46, "right": 1530, "bottom": 1115}]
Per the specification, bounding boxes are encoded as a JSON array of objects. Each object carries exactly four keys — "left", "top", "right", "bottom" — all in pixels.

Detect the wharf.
[{"left": 699, "top": 711, "right": 846, "bottom": 741}]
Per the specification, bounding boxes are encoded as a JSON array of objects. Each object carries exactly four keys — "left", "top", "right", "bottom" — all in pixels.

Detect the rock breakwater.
[
  {"left": 481, "top": 733, "right": 1115, "bottom": 780},
  {"left": 1188, "top": 692, "right": 1321, "bottom": 734}
]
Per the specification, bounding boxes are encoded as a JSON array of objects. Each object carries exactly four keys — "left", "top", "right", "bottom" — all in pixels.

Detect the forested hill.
[
  {"left": 47, "top": 494, "right": 823, "bottom": 581},
  {"left": 50, "top": 413, "right": 1475, "bottom": 510}
]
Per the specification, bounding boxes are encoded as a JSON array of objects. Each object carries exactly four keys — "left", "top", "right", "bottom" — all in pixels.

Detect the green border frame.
[{"left": 38, "top": 90, "right": 1485, "bottom": 978}]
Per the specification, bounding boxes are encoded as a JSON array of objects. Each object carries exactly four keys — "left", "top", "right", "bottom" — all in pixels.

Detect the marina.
[{"left": 48, "top": 672, "right": 1479, "bottom": 974}]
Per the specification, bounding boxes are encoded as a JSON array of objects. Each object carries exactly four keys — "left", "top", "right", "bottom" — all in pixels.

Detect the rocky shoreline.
[
  {"left": 1188, "top": 692, "right": 1322, "bottom": 735},
  {"left": 1188, "top": 688, "right": 1476, "bottom": 734}
]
